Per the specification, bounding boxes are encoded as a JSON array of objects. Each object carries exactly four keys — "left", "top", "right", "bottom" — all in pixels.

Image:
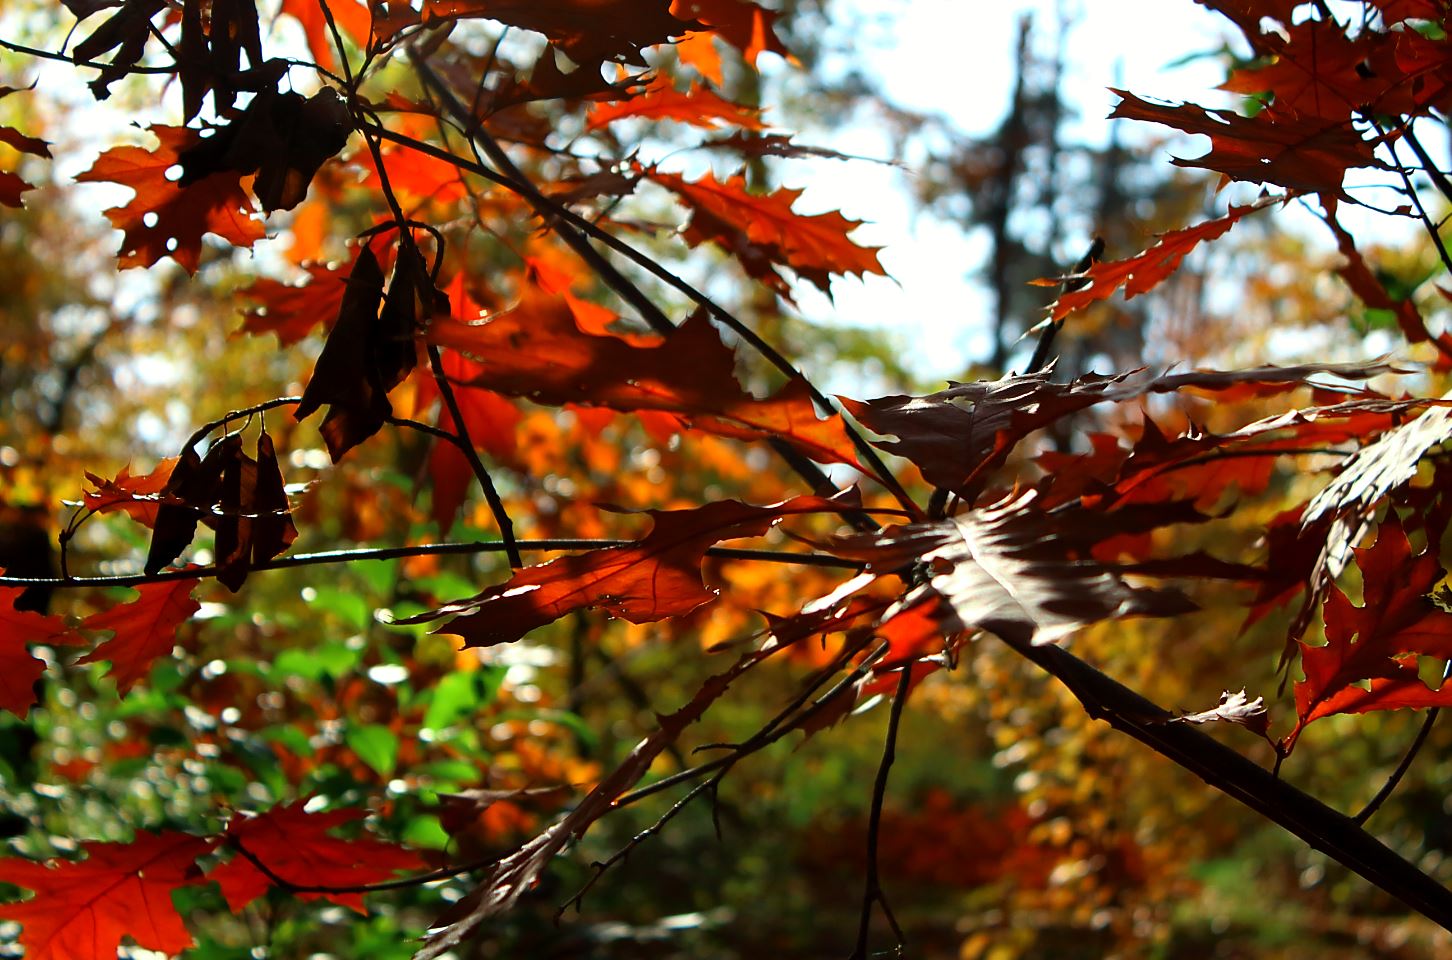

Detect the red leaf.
[
  {"left": 648, "top": 168, "right": 885, "bottom": 297},
  {"left": 211, "top": 801, "right": 425, "bottom": 913},
  {"left": 236, "top": 261, "right": 351, "bottom": 345},
  {"left": 402, "top": 491, "right": 859, "bottom": 646},
  {"left": 427, "top": 351, "right": 521, "bottom": 535},
  {"left": 1041, "top": 199, "right": 1274, "bottom": 321},
  {"left": 0, "top": 86, "right": 51, "bottom": 208},
  {"left": 0, "top": 589, "right": 81, "bottom": 717},
  {"left": 82, "top": 458, "right": 179, "bottom": 527},
  {"left": 75, "top": 126, "right": 264, "bottom": 272},
  {"left": 1287, "top": 519, "right": 1452, "bottom": 751},
  {"left": 587, "top": 77, "right": 766, "bottom": 130},
  {"left": 79, "top": 578, "right": 201, "bottom": 693},
  {"left": 428, "top": 287, "right": 864, "bottom": 470},
  {"left": 0, "top": 830, "right": 215, "bottom": 960},
  {"left": 1109, "top": 89, "right": 1386, "bottom": 198},
  {"left": 280, "top": 0, "right": 371, "bottom": 72}
]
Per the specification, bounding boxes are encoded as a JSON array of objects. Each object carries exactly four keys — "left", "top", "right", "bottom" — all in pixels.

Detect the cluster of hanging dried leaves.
[{"left": 7, "top": 0, "right": 1452, "bottom": 955}]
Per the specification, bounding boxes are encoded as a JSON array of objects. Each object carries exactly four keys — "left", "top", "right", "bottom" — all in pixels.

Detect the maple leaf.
[
  {"left": 236, "top": 261, "right": 351, "bottom": 345},
  {"left": 428, "top": 288, "right": 865, "bottom": 470},
  {"left": 829, "top": 492, "right": 1194, "bottom": 648},
  {"left": 0, "top": 588, "right": 81, "bottom": 717},
  {"left": 82, "top": 458, "right": 179, "bottom": 527},
  {"left": 210, "top": 801, "right": 425, "bottom": 913},
  {"left": 1038, "top": 198, "right": 1277, "bottom": 321},
  {"left": 587, "top": 77, "right": 766, "bottom": 130},
  {"left": 78, "top": 578, "right": 201, "bottom": 693},
  {"left": 420, "top": 0, "right": 699, "bottom": 66},
  {"left": 1286, "top": 519, "right": 1452, "bottom": 751},
  {"left": 401, "top": 491, "right": 859, "bottom": 646},
  {"left": 0, "top": 830, "right": 215, "bottom": 960},
  {"left": 648, "top": 168, "right": 885, "bottom": 297},
  {"left": 1109, "top": 89, "right": 1387, "bottom": 198},
  {"left": 75, "top": 125, "right": 265, "bottom": 273}
]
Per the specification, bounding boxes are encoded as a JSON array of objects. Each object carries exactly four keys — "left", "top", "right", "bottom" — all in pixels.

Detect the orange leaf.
[
  {"left": 79, "top": 578, "right": 201, "bottom": 693},
  {"left": 587, "top": 77, "right": 765, "bottom": 130},
  {"left": 0, "top": 588, "right": 81, "bottom": 717},
  {"left": 402, "top": 491, "right": 859, "bottom": 646},
  {"left": 82, "top": 458, "right": 179, "bottom": 527},
  {"left": 672, "top": 0, "right": 793, "bottom": 66},
  {"left": 0, "top": 831, "right": 215, "bottom": 960},
  {"left": 649, "top": 168, "right": 884, "bottom": 297},
  {"left": 280, "top": 0, "right": 371, "bottom": 72},
  {"left": 420, "top": 0, "right": 698, "bottom": 66},
  {"left": 75, "top": 126, "right": 264, "bottom": 272},
  {"left": 1042, "top": 199, "right": 1274, "bottom": 321},
  {"left": 211, "top": 801, "right": 426, "bottom": 913}
]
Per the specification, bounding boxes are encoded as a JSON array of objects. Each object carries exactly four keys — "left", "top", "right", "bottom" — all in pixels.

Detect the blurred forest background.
[{"left": 2, "top": 0, "right": 1449, "bottom": 958}]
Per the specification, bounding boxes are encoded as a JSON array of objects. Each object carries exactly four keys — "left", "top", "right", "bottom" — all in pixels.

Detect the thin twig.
[
  {"left": 0, "top": 540, "right": 863, "bottom": 590},
  {"left": 1354, "top": 661, "right": 1452, "bottom": 825},
  {"left": 399, "top": 59, "right": 919, "bottom": 519},
  {"left": 849, "top": 666, "right": 910, "bottom": 960},
  {"left": 426, "top": 343, "right": 522, "bottom": 568}
]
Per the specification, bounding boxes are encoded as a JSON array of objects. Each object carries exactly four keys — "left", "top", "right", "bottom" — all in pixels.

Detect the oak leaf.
[
  {"left": 211, "top": 801, "right": 426, "bottom": 913},
  {"left": 0, "top": 588, "right": 81, "bottom": 717},
  {"left": 420, "top": 0, "right": 699, "bottom": 66},
  {"left": 0, "top": 830, "right": 215, "bottom": 960},
  {"left": 76, "top": 125, "right": 265, "bottom": 272},
  {"left": 401, "top": 491, "right": 859, "bottom": 646},
  {"left": 82, "top": 458, "right": 179, "bottom": 527},
  {"left": 1286, "top": 519, "right": 1452, "bottom": 751},
  {"left": 587, "top": 77, "right": 765, "bottom": 130},
  {"left": 280, "top": 0, "right": 372, "bottom": 72},
  {"left": 428, "top": 289, "right": 864, "bottom": 470},
  {"left": 1109, "top": 89, "right": 1387, "bottom": 198},
  {"left": 672, "top": 0, "right": 792, "bottom": 66},
  {"left": 236, "top": 260, "right": 351, "bottom": 345},
  {"left": 78, "top": 578, "right": 201, "bottom": 693},
  {"left": 648, "top": 168, "right": 885, "bottom": 297}
]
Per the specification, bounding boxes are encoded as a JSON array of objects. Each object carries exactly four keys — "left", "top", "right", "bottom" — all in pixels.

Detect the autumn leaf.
[
  {"left": 82, "top": 458, "right": 179, "bottom": 527},
  {"left": 0, "top": 830, "right": 215, "bottom": 960},
  {"left": 75, "top": 125, "right": 265, "bottom": 272},
  {"left": 425, "top": 349, "right": 521, "bottom": 535},
  {"left": 236, "top": 260, "right": 351, "bottom": 345},
  {"left": 1109, "top": 89, "right": 1387, "bottom": 198},
  {"left": 843, "top": 360, "right": 1400, "bottom": 495},
  {"left": 212, "top": 429, "right": 298, "bottom": 591},
  {"left": 1039, "top": 197, "right": 1278, "bottom": 321},
  {"left": 587, "top": 77, "right": 766, "bottom": 130},
  {"left": 828, "top": 492, "right": 1194, "bottom": 647},
  {"left": 401, "top": 491, "right": 860, "bottom": 646},
  {"left": 211, "top": 801, "right": 426, "bottom": 913},
  {"left": 79, "top": 578, "right": 201, "bottom": 693},
  {"left": 1286, "top": 519, "right": 1452, "bottom": 751},
  {"left": 672, "top": 0, "right": 792, "bottom": 67},
  {"left": 648, "top": 168, "right": 885, "bottom": 297},
  {"left": 0, "top": 86, "right": 51, "bottom": 209},
  {"left": 145, "top": 436, "right": 237, "bottom": 575},
  {"left": 69, "top": 0, "right": 166, "bottom": 101},
  {"left": 280, "top": 0, "right": 372, "bottom": 72},
  {"left": 428, "top": 288, "right": 866, "bottom": 470},
  {"left": 0, "top": 588, "right": 81, "bottom": 717}
]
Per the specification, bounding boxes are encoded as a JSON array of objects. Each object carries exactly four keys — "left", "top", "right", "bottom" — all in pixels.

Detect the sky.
[{"left": 782, "top": 0, "right": 1244, "bottom": 381}]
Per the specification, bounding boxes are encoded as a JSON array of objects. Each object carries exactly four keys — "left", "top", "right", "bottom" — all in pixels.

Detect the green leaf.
[
  {"left": 308, "top": 585, "right": 374, "bottom": 632},
  {"left": 423, "top": 667, "right": 505, "bottom": 732},
  {"left": 273, "top": 641, "right": 361, "bottom": 681},
  {"left": 346, "top": 723, "right": 399, "bottom": 777}
]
